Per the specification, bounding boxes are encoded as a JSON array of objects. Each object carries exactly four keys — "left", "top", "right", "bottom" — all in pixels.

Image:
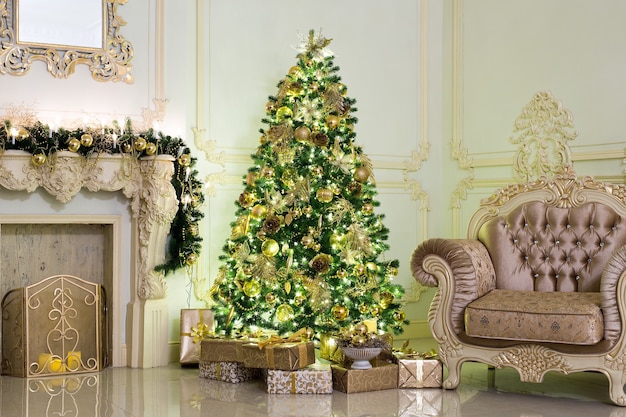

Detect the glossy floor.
[{"left": 0, "top": 354, "right": 624, "bottom": 416}]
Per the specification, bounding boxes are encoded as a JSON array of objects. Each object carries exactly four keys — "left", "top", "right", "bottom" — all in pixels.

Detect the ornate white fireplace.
[{"left": 0, "top": 150, "right": 178, "bottom": 368}]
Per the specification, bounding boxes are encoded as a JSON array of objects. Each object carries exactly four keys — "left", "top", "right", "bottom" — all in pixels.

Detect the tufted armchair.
[{"left": 410, "top": 167, "right": 626, "bottom": 405}]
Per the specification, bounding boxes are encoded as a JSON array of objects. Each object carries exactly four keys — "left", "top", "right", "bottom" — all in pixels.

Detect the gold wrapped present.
[
  {"left": 393, "top": 349, "right": 442, "bottom": 388},
  {"left": 200, "top": 338, "right": 249, "bottom": 363},
  {"left": 398, "top": 389, "right": 443, "bottom": 417},
  {"left": 242, "top": 341, "right": 315, "bottom": 371},
  {"left": 199, "top": 360, "right": 260, "bottom": 383},
  {"left": 180, "top": 309, "right": 214, "bottom": 365},
  {"left": 264, "top": 362, "right": 332, "bottom": 394},
  {"left": 331, "top": 362, "right": 398, "bottom": 393}
]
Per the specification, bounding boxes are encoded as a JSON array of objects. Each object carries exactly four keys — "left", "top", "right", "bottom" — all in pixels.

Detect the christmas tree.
[{"left": 210, "top": 30, "right": 407, "bottom": 337}]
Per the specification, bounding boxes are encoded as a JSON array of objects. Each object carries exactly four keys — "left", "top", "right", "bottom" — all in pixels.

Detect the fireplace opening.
[{"left": 0, "top": 221, "right": 117, "bottom": 368}]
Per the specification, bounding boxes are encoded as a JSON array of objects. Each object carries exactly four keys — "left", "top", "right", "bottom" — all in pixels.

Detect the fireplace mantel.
[{"left": 0, "top": 150, "right": 178, "bottom": 368}]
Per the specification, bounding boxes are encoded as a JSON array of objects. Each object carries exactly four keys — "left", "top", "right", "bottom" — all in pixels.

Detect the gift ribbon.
[
  {"left": 186, "top": 322, "right": 214, "bottom": 343},
  {"left": 290, "top": 373, "right": 297, "bottom": 394},
  {"left": 256, "top": 328, "right": 308, "bottom": 349},
  {"left": 263, "top": 343, "right": 310, "bottom": 369},
  {"left": 215, "top": 362, "right": 221, "bottom": 381}
]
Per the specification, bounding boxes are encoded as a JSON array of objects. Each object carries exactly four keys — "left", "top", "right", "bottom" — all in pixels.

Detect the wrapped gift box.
[
  {"left": 180, "top": 309, "right": 214, "bottom": 365},
  {"left": 199, "top": 360, "right": 260, "bottom": 384},
  {"left": 331, "top": 362, "right": 398, "bottom": 393},
  {"left": 264, "top": 362, "right": 332, "bottom": 394},
  {"left": 266, "top": 393, "right": 333, "bottom": 416},
  {"left": 394, "top": 353, "right": 442, "bottom": 388},
  {"left": 398, "top": 388, "right": 443, "bottom": 417},
  {"left": 242, "top": 341, "right": 315, "bottom": 371},
  {"left": 200, "top": 338, "right": 250, "bottom": 363}
]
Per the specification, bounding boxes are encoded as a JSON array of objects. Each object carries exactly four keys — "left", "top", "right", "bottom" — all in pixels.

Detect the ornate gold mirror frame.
[{"left": 0, "top": 0, "right": 133, "bottom": 83}]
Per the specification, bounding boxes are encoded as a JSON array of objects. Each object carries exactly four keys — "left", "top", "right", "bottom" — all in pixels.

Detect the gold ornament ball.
[
  {"left": 68, "top": 138, "right": 81, "bottom": 152},
  {"left": 275, "top": 303, "right": 295, "bottom": 322},
  {"left": 261, "top": 239, "right": 280, "bottom": 257},
  {"left": 266, "top": 101, "right": 277, "bottom": 113},
  {"left": 80, "top": 133, "right": 94, "bottom": 147},
  {"left": 371, "top": 306, "right": 382, "bottom": 317},
  {"left": 362, "top": 203, "right": 374, "bottom": 215},
  {"left": 121, "top": 142, "right": 133, "bottom": 153},
  {"left": 250, "top": 204, "right": 267, "bottom": 219},
  {"left": 246, "top": 172, "right": 257, "bottom": 186},
  {"left": 242, "top": 264, "right": 253, "bottom": 275},
  {"left": 134, "top": 137, "right": 147, "bottom": 152},
  {"left": 354, "top": 166, "right": 370, "bottom": 183},
  {"left": 331, "top": 305, "right": 348, "bottom": 321},
  {"left": 354, "top": 323, "right": 368, "bottom": 335},
  {"left": 359, "top": 304, "right": 369, "bottom": 314},
  {"left": 311, "top": 166, "right": 323, "bottom": 176},
  {"left": 387, "top": 266, "right": 399, "bottom": 276},
  {"left": 145, "top": 142, "right": 157, "bottom": 155},
  {"left": 276, "top": 106, "right": 293, "bottom": 121},
  {"left": 288, "top": 65, "right": 303, "bottom": 78},
  {"left": 351, "top": 335, "right": 367, "bottom": 346},
  {"left": 178, "top": 154, "right": 191, "bottom": 167},
  {"left": 287, "top": 82, "right": 303, "bottom": 96},
  {"left": 265, "top": 293, "right": 276, "bottom": 304},
  {"left": 354, "top": 264, "right": 366, "bottom": 276},
  {"left": 243, "top": 280, "right": 261, "bottom": 298},
  {"left": 316, "top": 188, "right": 334, "bottom": 203},
  {"left": 336, "top": 269, "right": 348, "bottom": 279},
  {"left": 16, "top": 128, "right": 29, "bottom": 140},
  {"left": 185, "top": 253, "right": 197, "bottom": 265},
  {"left": 380, "top": 291, "right": 394, "bottom": 309},
  {"left": 262, "top": 167, "right": 275, "bottom": 178},
  {"left": 302, "top": 205, "right": 313, "bottom": 215},
  {"left": 366, "top": 262, "right": 379, "bottom": 273},
  {"left": 301, "top": 235, "right": 314, "bottom": 247},
  {"left": 325, "top": 115, "right": 340, "bottom": 130},
  {"left": 31, "top": 152, "right": 47, "bottom": 167},
  {"left": 294, "top": 295, "right": 306, "bottom": 306},
  {"left": 294, "top": 126, "right": 311, "bottom": 142},
  {"left": 393, "top": 310, "right": 406, "bottom": 322},
  {"left": 188, "top": 224, "right": 198, "bottom": 236}
]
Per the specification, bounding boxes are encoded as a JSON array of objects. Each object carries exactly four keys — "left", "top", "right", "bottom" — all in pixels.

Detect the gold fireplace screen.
[{"left": 1, "top": 274, "right": 107, "bottom": 377}]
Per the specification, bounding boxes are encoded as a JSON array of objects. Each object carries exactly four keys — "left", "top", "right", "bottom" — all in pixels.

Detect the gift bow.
[
  {"left": 256, "top": 328, "right": 309, "bottom": 349},
  {"left": 190, "top": 322, "right": 213, "bottom": 344},
  {"left": 394, "top": 340, "right": 438, "bottom": 359}
]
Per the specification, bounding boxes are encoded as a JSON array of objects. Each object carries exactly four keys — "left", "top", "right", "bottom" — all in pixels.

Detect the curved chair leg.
[
  {"left": 606, "top": 370, "right": 626, "bottom": 406},
  {"left": 443, "top": 357, "right": 463, "bottom": 389}
]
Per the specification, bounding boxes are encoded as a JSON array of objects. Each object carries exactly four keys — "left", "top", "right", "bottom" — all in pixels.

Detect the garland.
[{"left": 0, "top": 119, "right": 204, "bottom": 276}]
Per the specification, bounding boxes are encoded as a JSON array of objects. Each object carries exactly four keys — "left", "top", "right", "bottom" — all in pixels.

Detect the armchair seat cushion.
[{"left": 465, "top": 290, "right": 603, "bottom": 345}]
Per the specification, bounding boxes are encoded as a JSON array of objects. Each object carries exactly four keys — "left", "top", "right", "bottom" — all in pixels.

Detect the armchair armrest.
[
  {"left": 410, "top": 238, "right": 496, "bottom": 335},
  {"left": 600, "top": 245, "right": 626, "bottom": 346}
]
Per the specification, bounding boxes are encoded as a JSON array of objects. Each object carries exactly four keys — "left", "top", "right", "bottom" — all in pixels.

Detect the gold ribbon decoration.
[
  {"left": 256, "top": 328, "right": 309, "bottom": 349},
  {"left": 190, "top": 322, "right": 213, "bottom": 344}
]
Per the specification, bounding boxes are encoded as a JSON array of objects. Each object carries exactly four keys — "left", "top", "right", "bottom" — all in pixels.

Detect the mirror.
[
  {"left": 18, "top": 0, "right": 103, "bottom": 49},
  {"left": 0, "top": 0, "right": 133, "bottom": 83}
]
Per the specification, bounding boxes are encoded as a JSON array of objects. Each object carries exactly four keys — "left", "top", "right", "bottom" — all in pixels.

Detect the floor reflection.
[{"left": 0, "top": 360, "right": 625, "bottom": 416}]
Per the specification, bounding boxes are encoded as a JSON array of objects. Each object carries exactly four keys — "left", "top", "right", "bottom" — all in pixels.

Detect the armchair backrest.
[
  {"left": 468, "top": 167, "right": 626, "bottom": 293},
  {"left": 478, "top": 201, "right": 626, "bottom": 292}
]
